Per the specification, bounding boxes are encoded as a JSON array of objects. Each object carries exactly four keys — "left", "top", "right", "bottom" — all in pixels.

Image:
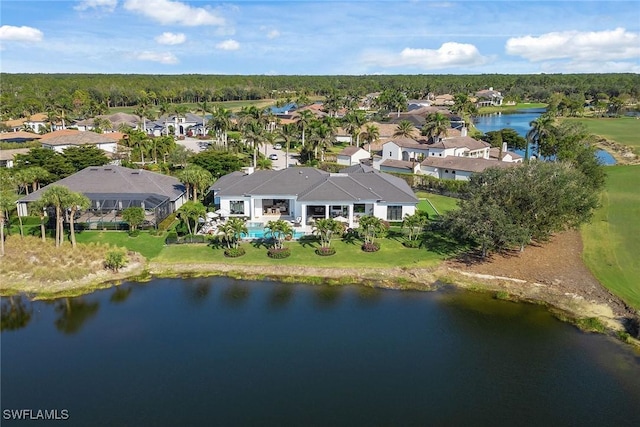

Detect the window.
[
  {"left": 230, "top": 200, "right": 244, "bottom": 215},
  {"left": 387, "top": 205, "right": 402, "bottom": 221},
  {"left": 354, "top": 204, "right": 366, "bottom": 213}
]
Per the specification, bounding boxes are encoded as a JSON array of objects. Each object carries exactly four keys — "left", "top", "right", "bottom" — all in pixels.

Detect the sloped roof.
[
  {"left": 39, "top": 130, "right": 120, "bottom": 146},
  {"left": 0, "top": 148, "right": 30, "bottom": 161},
  {"left": 489, "top": 147, "right": 523, "bottom": 161},
  {"left": 212, "top": 167, "right": 417, "bottom": 204},
  {"left": 380, "top": 159, "right": 416, "bottom": 171},
  {"left": 338, "top": 146, "right": 367, "bottom": 157},
  {"left": 19, "top": 165, "right": 185, "bottom": 203},
  {"left": 428, "top": 136, "right": 490, "bottom": 151},
  {"left": 421, "top": 156, "right": 515, "bottom": 173},
  {"left": 0, "top": 131, "right": 42, "bottom": 141}
]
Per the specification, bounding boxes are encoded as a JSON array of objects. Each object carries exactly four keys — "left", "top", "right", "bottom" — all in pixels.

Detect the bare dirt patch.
[{"left": 446, "top": 230, "right": 635, "bottom": 319}]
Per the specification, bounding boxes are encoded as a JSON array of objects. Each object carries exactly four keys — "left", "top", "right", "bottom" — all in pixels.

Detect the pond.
[
  {"left": 2, "top": 278, "right": 639, "bottom": 426},
  {"left": 473, "top": 108, "right": 617, "bottom": 165}
]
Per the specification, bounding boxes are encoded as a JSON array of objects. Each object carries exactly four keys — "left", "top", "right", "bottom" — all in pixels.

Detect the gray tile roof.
[
  {"left": 212, "top": 167, "right": 417, "bottom": 203},
  {"left": 19, "top": 165, "right": 185, "bottom": 202}
]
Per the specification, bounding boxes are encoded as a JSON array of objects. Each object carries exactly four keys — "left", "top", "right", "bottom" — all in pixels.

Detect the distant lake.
[
  {"left": 2, "top": 278, "right": 639, "bottom": 426},
  {"left": 473, "top": 108, "right": 617, "bottom": 165}
]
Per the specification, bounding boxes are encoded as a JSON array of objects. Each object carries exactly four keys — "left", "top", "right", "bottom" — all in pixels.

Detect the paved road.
[{"left": 178, "top": 137, "right": 298, "bottom": 170}]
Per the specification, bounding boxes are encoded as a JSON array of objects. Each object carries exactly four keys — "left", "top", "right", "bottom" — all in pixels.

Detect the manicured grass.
[
  {"left": 153, "top": 235, "right": 446, "bottom": 268},
  {"left": 581, "top": 165, "right": 640, "bottom": 309},
  {"left": 75, "top": 230, "right": 167, "bottom": 259},
  {"left": 416, "top": 192, "right": 459, "bottom": 217},
  {"left": 564, "top": 117, "right": 640, "bottom": 153}
]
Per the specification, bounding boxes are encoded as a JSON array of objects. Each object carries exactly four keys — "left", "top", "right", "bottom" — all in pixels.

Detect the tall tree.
[
  {"left": 64, "top": 191, "right": 90, "bottom": 248},
  {"left": 421, "top": 112, "right": 449, "bottom": 142},
  {"left": 362, "top": 124, "right": 380, "bottom": 153},
  {"left": 296, "top": 109, "right": 316, "bottom": 149},
  {"left": 393, "top": 120, "right": 417, "bottom": 139},
  {"left": 342, "top": 110, "right": 366, "bottom": 146},
  {"left": 177, "top": 201, "right": 206, "bottom": 235},
  {"left": 526, "top": 114, "right": 556, "bottom": 160},
  {"left": 40, "top": 185, "right": 74, "bottom": 248}
]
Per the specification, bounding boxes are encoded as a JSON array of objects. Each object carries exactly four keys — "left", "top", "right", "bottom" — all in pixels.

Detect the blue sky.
[{"left": 1, "top": 0, "right": 638, "bottom": 74}]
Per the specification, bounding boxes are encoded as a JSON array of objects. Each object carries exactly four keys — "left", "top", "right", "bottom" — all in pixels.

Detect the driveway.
[{"left": 178, "top": 136, "right": 299, "bottom": 170}]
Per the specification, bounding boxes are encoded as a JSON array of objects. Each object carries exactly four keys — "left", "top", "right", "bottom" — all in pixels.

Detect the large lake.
[
  {"left": 473, "top": 108, "right": 617, "bottom": 164},
  {"left": 2, "top": 278, "right": 639, "bottom": 426}
]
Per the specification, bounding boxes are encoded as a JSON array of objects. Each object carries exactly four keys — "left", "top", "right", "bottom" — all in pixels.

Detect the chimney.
[{"left": 461, "top": 127, "right": 468, "bottom": 137}]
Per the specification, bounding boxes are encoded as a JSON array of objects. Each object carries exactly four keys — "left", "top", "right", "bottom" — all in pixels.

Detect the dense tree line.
[{"left": 2, "top": 73, "right": 638, "bottom": 120}]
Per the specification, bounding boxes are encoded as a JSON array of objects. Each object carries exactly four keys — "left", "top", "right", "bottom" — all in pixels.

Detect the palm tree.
[
  {"left": 177, "top": 201, "right": 206, "bottom": 235},
  {"left": 196, "top": 101, "right": 210, "bottom": 136},
  {"left": 362, "top": 124, "right": 380, "bottom": 153},
  {"left": 242, "top": 120, "right": 266, "bottom": 168},
  {"left": 421, "top": 112, "right": 450, "bottom": 142},
  {"left": 309, "top": 122, "right": 334, "bottom": 162},
  {"left": 219, "top": 217, "right": 248, "bottom": 249},
  {"left": 278, "top": 123, "right": 298, "bottom": 168},
  {"left": 526, "top": 114, "right": 555, "bottom": 161},
  {"left": 64, "top": 191, "right": 90, "bottom": 248},
  {"left": 401, "top": 212, "right": 428, "bottom": 242},
  {"left": 264, "top": 220, "right": 293, "bottom": 250},
  {"left": 0, "top": 190, "right": 15, "bottom": 256},
  {"left": 342, "top": 111, "right": 366, "bottom": 146},
  {"left": 208, "top": 106, "right": 232, "bottom": 147},
  {"left": 357, "top": 215, "right": 387, "bottom": 248},
  {"left": 178, "top": 164, "right": 212, "bottom": 202},
  {"left": 393, "top": 120, "right": 417, "bottom": 139},
  {"left": 296, "top": 109, "right": 315, "bottom": 149},
  {"left": 313, "top": 218, "right": 344, "bottom": 250},
  {"left": 41, "top": 185, "right": 73, "bottom": 248},
  {"left": 28, "top": 199, "right": 48, "bottom": 242}
]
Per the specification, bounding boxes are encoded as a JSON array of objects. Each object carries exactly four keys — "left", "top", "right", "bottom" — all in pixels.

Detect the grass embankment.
[
  {"left": 564, "top": 116, "right": 640, "bottom": 156},
  {"left": 75, "top": 230, "right": 167, "bottom": 259},
  {"left": 582, "top": 165, "right": 640, "bottom": 310}
]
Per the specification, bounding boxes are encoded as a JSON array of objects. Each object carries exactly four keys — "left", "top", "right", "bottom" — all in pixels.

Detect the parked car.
[
  {"left": 273, "top": 143, "right": 282, "bottom": 150},
  {"left": 269, "top": 154, "right": 279, "bottom": 161}
]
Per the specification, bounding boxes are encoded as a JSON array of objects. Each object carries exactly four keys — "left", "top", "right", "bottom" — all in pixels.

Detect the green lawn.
[
  {"left": 154, "top": 235, "right": 445, "bottom": 268},
  {"left": 416, "top": 192, "right": 459, "bottom": 217},
  {"left": 75, "top": 231, "right": 167, "bottom": 259},
  {"left": 581, "top": 165, "right": 640, "bottom": 309},
  {"left": 564, "top": 117, "right": 640, "bottom": 153}
]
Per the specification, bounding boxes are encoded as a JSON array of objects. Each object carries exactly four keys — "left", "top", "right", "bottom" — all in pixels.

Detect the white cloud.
[
  {"left": 155, "top": 32, "right": 186, "bottom": 45},
  {"left": 506, "top": 28, "right": 640, "bottom": 62},
  {"left": 135, "top": 51, "right": 178, "bottom": 64},
  {"left": 216, "top": 39, "right": 239, "bottom": 51},
  {"left": 267, "top": 29, "right": 280, "bottom": 39},
  {"left": 74, "top": 0, "right": 118, "bottom": 12},
  {"left": 123, "top": 0, "right": 224, "bottom": 26},
  {"left": 0, "top": 25, "right": 44, "bottom": 42},
  {"left": 360, "top": 42, "right": 487, "bottom": 70}
]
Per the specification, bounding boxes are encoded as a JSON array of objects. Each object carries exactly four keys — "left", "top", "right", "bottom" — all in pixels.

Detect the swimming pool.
[{"left": 244, "top": 223, "right": 306, "bottom": 239}]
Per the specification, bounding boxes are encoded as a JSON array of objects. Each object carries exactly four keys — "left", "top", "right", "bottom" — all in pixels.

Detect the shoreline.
[{"left": 3, "top": 257, "right": 637, "bottom": 344}]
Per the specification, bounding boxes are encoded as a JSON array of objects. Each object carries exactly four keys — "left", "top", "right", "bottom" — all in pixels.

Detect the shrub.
[
  {"left": 267, "top": 247, "right": 291, "bottom": 259},
  {"left": 361, "top": 242, "right": 380, "bottom": 252},
  {"left": 128, "top": 229, "right": 140, "bottom": 237},
  {"left": 104, "top": 249, "right": 127, "bottom": 272},
  {"left": 165, "top": 231, "right": 178, "bottom": 244},
  {"left": 576, "top": 317, "right": 606, "bottom": 333},
  {"left": 402, "top": 239, "right": 422, "bottom": 248},
  {"left": 224, "top": 247, "right": 246, "bottom": 258},
  {"left": 315, "top": 247, "right": 336, "bottom": 256}
]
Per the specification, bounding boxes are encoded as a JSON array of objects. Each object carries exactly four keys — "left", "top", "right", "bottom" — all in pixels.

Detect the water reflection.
[
  {"left": 220, "top": 281, "right": 250, "bottom": 305},
  {"left": 110, "top": 285, "right": 133, "bottom": 304},
  {"left": 313, "top": 285, "right": 342, "bottom": 308},
  {"left": 0, "top": 295, "right": 33, "bottom": 332},
  {"left": 54, "top": 297, "right": 99, "bottom": 334},
  {"left": 182, "top": 279, "right": 212, "bottom": 306},
  {"left": 268, "top": 284, "right": 294, "bottom": 309}
]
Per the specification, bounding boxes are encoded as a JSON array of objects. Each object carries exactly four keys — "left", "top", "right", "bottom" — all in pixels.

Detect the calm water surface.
[
  {"left": 473, "top": 108, "right": 617, "bottom": 165},
  {"left": 2, "top": 278, "right": 639, "bottom": 426}
]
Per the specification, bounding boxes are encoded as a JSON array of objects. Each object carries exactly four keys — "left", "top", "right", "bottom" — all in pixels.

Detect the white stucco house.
[
  {"left": 336, "top": 146, "right": 370, "bottom": 166},
  {"left": 210, "top": 167, "right": 418, "bottom": 229},
  {"left": 373, "top": 127, "right": 521, "bottom": 180},
  {"left": 39, "top": 130, "right": 120, "bottom": 154}
]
